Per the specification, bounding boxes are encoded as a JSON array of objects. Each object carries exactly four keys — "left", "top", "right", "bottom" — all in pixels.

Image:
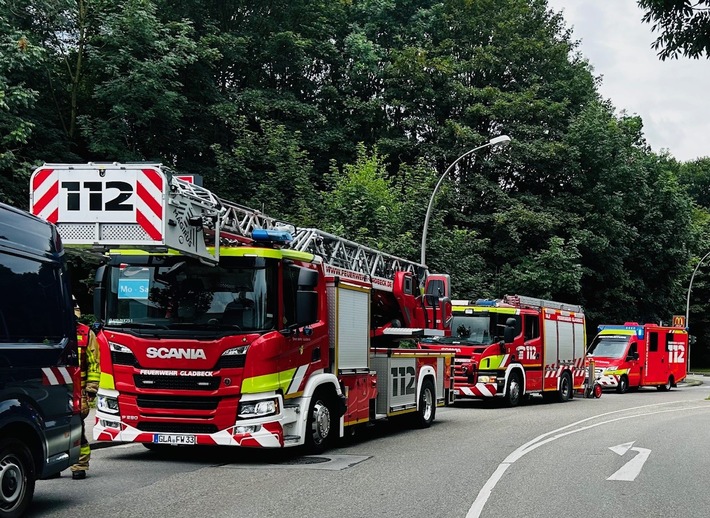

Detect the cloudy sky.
[{"left": 546, "top": 1, "right": 709, "bottom": 162}]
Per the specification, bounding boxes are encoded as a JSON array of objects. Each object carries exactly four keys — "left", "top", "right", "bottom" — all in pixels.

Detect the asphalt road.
[{"left": 30, "top": 376, "right": 710, "bottom": 518}]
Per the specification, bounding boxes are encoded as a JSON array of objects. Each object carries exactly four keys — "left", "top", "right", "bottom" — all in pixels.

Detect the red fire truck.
[
  {"left": 587, "top": 323, "right": 688, "bottom": 393},
  {"left": 30, "top": 163, "right": 454, "bottom": 452},
  {"left": 418, "top": 295, "right": 587, "bottom": 406}
]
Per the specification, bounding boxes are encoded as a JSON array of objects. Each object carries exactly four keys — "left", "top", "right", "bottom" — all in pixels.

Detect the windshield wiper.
[
  {"left": 168, "top": 323, "right": 247, "bottom": 331},
  {"left": 107, "top": 322, "right": 170, "bottom": 330}
]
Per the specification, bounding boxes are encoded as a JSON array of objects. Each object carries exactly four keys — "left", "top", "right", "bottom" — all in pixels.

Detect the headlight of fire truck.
[
  {"left": 478, "top": 375, "right": 497, "bottom": 383},
  {"left": 97, "top": 394, "right": 120, "bottom": 415},
  {"left": 238, "top": 398, "right": 280, "bottom": 419},
  {"left": 222, "top": 345, "right": 249, "bottom": 356}
]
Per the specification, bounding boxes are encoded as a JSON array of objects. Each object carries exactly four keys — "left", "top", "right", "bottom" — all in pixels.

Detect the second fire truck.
[
  {"left": 418, "top": 295, "right": 587, "bottom": 406},
  {"left": 30, "top": 163, "right": 454, "bottom": 452}
]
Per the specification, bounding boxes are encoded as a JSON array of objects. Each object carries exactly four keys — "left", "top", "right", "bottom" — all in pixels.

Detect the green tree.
[
  {"left": 0, "top": 4, "right": 43, "bottom": 206},
  {"left": 638, "top": 0, "right": 710, "bottom": 59}
]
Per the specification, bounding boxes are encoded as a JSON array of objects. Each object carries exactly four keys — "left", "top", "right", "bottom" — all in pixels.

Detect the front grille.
[
  {"left": 216, "top": 355, "right": 246, "bottom": 369},
  {"left": 134, "top": 375, "right": 220, "bottom": 390},
  {"left": 137, "top": 395, "right": 220, "bottom": 410},
  {"left": 112, "top": 351, "right": 139, "bottom": 367},
  {"left": 137, "top": 422, "right": 218, "bottom": 434}
]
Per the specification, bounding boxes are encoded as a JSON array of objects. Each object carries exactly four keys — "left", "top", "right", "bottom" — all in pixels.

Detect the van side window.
[
  {"left": 649, "top": 333, "right": 658, "bottom": 352},
  {"left": 0, "top": 253, "right": 66, "bottom": 344},
  {"left": 665, "top": 333, "right": 673, "bottom": 351}
]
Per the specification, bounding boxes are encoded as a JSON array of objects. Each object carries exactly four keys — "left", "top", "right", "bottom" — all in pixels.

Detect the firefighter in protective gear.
[{"left": 71, "top": 297, "right": 100, "bottom": 480}]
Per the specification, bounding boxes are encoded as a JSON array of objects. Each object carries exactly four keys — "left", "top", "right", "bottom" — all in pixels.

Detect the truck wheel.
[
  {"left": 414, "top": 379, "right": 436, "bottom": 428},
  {"left": 616, "top": 375, "right": 629, "bottom": 394},
  {"left": 305, "top": 390, "right": 335, "bottom": 454},
  {"left": 505, "top": 372, "right": 522, "bottom": 407},
  {"left": 0, "top": 438, "right": 35, "bottom": 518},
  {"left": 557, "top": 373, "right": 572, "bottom": 402},
  {"left": 657, "top": 377, "right": 673, "bottom": 391}
]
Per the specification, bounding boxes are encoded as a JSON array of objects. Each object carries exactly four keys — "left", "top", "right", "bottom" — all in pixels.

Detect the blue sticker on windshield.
[{"left": 118, "top": 278, "right": 150, "bottom": 299}]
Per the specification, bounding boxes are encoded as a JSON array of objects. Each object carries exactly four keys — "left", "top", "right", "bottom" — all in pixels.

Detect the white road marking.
[
  {"left": 607, "top": 443, "right": 651, "bottom": 481},
  {"left": 466, "top": 401, "right": 710, "bottom": 518}
]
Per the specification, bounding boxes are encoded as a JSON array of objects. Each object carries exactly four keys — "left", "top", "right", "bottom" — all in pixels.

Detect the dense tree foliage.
[
  {"left": 638, "top": 0, "right": 710, "bottom": 60},
  {"left": 2, "top": 0, "right": 709, "bottom": 364}
]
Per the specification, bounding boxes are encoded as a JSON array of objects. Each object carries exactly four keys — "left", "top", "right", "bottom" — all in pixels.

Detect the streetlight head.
[{"left": 489, "top": 135, "right": 511, "bottom": 148}]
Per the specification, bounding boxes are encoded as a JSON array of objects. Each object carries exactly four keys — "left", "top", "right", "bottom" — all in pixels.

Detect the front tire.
[
  {"left": 305, "top": 390, "right": 336, "bottom": 454},
  {"left": 505, "top": 372, "right": 522, "bottom": 407},
  {"left": 414, "top": 379, "right": 436, "bottom": 428},
  {"left": 0, "top": 438, "right": 35, "bottom": 518},
  {"left": 616, "top": 375, "right": 629, "bottom": 394}
]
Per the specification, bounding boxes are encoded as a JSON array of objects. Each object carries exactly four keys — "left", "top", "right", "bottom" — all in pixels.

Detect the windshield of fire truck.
[
  {"left": 426, "top": 314, "right": 499, "bottom": 345},
  {"left": 105, "top": 255, "right": 277, "bottom": 333},
  {"left": 587, "top": 335, "right": 630, "bottom": 359}
]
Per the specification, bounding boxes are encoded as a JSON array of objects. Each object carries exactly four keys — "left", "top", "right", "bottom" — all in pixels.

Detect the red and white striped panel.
[
  {"left": 42, "top": 367, "right": 73, "bottom": 386},
  {"left": 544, "top": 364, "right": 565, "bottom": 378},
  {"left": 455, "top": 383, "right": 498, "bottom": 398},
  {"left": 31, "top": 168, "right": 59, "bottom": 223},
  {"left": 135, "top": 168, "right": 164, "bottom": 241}
]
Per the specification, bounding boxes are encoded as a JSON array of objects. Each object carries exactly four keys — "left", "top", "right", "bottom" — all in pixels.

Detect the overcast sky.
[{"left": 546, "top": 1, "right": 709, "bottom": 162}]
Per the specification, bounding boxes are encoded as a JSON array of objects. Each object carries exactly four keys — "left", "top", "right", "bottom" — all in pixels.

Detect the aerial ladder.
[{"left": 30, "top": 162, "right": 449, "bottom": 336}]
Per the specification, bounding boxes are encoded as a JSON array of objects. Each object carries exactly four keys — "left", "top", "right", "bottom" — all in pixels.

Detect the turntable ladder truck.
[{"left": 30, "top": 162, "right": 454, "bottom": 452}]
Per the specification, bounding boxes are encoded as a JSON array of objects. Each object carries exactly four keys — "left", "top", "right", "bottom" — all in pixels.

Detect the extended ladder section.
[
  {"left": 504, "top": 294, "right": 583, "bottom": 314},
  {"left": 290, "top": 228, "right": 426, "bottom": 288},
  {"left": 29, "top": 162, "right": 427, "bottom": 288}
]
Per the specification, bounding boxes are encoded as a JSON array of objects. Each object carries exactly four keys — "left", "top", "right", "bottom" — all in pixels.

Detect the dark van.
[{"left": 0, "top": 201, "right": 81, "bottom": 517}]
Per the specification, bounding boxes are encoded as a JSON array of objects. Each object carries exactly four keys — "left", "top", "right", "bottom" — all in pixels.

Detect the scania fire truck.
[
  {"left": 418, "top": 295, "right": 586, "bottom": 406},
  {"left": 30, "top": 163, "right": 454, "bottom": 452},
  {"left": 587, "top": 322, "right": 687, "bottom": 393}
]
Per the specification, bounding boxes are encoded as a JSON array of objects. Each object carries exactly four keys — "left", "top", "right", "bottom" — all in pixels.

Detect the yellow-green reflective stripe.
[
  {"left": 99, "top": 372, "right": 115, "bottom": 390},
  {"left": 242, "top": 368, "right": 297, "bottom": 394},
  {"left": 110, "top": 247, "right": 314, "bottom": 262},
  {"left": 451, "top": 307, "right": 517, "bottom": 314},
  {"left": 480, "top": 355, "right": 506, "bottom": 370},
  {"left": 599, "top": 330, "right": 635, "bottom": 336}
]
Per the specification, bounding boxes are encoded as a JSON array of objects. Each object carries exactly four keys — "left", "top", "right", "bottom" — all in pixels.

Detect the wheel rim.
[
  {"left": 510, "top": 379, "right": 521, "bottom": 403},
  {"left": 561, "top": 377, "right": 571, "bottom": 399},
  {"left": 310, "top": 401, "right": 331, "bottom": 446},
  {"left": 422, "top": 388, "right": 433, "bottom": 421},
  {"left": 0, "top": 454, "right": 24, "bottom": 510}
]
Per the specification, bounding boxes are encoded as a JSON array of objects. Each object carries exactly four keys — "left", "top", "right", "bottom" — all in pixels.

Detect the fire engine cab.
[
  {"left": 29, "top": 163, "right": 454, "bottom": 452},
  {"left": 418, "top": 295, "right": 587, "bottom": 406},
  {"left": 587, "top": 323, "right": 687, "bottom": 393}
]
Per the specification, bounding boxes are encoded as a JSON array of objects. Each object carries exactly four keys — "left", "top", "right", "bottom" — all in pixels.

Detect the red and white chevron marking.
[
  {"left": 42, "top": 367, "right": 73, "bottom": 386},
  {"left": 135, "top": 168, "right": 164, "bottom": 241},
  {"left": 31, "top": 168, "right": 59, "bottom": 223},
  {"left": 455, "top": 383, "right": 498, "bottom": 398}
]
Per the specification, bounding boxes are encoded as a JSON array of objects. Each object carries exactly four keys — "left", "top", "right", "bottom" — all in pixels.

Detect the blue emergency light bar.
[
  {"left": 252, "top": 229, "right": 293, "bottom": 243},
  {"left": 475, "top": 299, "right": 497, "bottom": 307}
]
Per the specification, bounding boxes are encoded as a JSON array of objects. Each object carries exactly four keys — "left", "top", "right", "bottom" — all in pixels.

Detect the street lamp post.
[
  {"left": 420, "top": 135, "right": 511, "bottom": 266},
  {"left": 685, "top": 250, "right": 710, "bottom": 371}
]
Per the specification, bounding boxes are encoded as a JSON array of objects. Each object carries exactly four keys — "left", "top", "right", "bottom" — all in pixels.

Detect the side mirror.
[
  {"left": 503, "top": 317, "right": 516, "bottom": 344},
  {"left": 93, "top": 265, "right": 107, "bottom": 319}
]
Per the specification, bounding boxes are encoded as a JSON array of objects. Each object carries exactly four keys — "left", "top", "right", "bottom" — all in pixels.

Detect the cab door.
[
  {"left": 625, "top": 341, "right": 642, "bottom": 388},
  {"left": 643, "top": 331, "right": 669, "bottom": 385}
]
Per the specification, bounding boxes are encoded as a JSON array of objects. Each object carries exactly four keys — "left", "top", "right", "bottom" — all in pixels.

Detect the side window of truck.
[
  {"left": 0, "top": 253, "right": 65, "bottom": 344},
  {"left": 282, "top": 265, "right": 299, "bottom": 328},
  {"left": 649, "top": 333, "right": 658, "bottom": 352},
  {"left": 524, "top": 314, "right": 539, "bottom": 341}
]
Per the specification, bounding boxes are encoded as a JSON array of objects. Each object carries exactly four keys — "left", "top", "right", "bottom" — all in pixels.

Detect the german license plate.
[{"left": 153, "top": 434, "right": 196, "bottom": 445}]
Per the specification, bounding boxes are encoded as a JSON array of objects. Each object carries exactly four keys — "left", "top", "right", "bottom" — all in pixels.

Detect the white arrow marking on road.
[{"left": 607, "top": 441, "right": 651, "bottom": 481}]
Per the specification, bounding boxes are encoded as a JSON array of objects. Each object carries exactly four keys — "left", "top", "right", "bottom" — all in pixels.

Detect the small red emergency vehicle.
[{"left": 587, "top": 322, "right": 687, "bottom": 393}]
